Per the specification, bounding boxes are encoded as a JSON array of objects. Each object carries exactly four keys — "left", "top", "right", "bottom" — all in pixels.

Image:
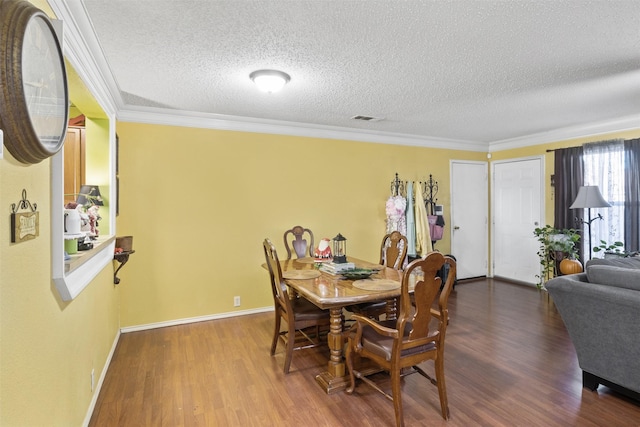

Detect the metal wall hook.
[{"left": 11, "top": 189, "right": 37, "bottom": 214}]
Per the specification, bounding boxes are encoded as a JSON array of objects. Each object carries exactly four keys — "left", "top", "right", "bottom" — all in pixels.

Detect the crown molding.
[
  {"left": 489, "top": 114, "right": 640, "bottom": 152},
  {"left": 117, "top": 106, "right": 489, "bottom": 152},
  {"left": 48, "top": 0, "right": 122, "bottom": 116}
]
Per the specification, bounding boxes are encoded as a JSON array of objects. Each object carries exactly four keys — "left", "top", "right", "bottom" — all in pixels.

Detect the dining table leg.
[{"left": 315, "top": 306, "right": 350, "bottom": 394}]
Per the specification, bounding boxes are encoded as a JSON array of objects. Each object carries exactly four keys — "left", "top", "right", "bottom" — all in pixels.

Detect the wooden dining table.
[{"left": 277, "top": 256, "right": 408, "bottom": 394}]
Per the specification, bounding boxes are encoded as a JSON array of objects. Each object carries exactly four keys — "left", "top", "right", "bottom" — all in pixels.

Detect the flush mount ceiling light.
[{"left": 249, "top": 69, "right": 291, "bottom": 93}]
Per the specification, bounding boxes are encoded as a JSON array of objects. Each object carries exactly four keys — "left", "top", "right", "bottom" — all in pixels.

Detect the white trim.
[
  {"left": 120, "top": 306, "right": 274, "bottom": 334},
  {"left": 48, "top": 0, "right": 121, "bottom": 115},
  {"left": 489, "top": 114, "right": 640, "bottom": 152},
  {"left": 81, "top": 329, "right": 121, "bottom": 427},
  {"left": 47, "top": 2, "right": 118, "bottom": 301},
  {"left": 52, "top": 239, "right": 116, "bottom": 301},
  {"left": 117, "top": 106, "right": 489, "bottom": 151}
]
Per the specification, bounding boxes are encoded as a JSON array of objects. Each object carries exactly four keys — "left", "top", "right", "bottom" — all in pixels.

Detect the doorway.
[
  {"left": 450, "top": 160, "right": 488, "bottom": 279},
  {"left": 492, "top": 157, "right": 544, "bottom": 285}
]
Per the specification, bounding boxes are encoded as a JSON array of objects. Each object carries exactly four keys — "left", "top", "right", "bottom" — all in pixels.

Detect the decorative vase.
[{"left": 559, "top": 258, "right": 583, "bottom": 275}]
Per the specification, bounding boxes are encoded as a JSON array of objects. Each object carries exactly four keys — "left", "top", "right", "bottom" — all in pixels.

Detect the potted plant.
[
  {"left": 534, "top": 225, "right": 581, "bottom": 289},
  {"left": 593, "top": 240, "right": 627, "bottom": 258}
]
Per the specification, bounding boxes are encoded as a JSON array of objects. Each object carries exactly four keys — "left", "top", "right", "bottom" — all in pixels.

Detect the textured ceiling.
[{"left": 76, "top": 0, "right": 640, "bottom": 149}]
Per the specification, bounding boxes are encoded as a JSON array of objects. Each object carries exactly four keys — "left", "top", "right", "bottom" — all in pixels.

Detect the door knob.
[{"left": 454, "top": 226, "right": 460, "bottom": 230}]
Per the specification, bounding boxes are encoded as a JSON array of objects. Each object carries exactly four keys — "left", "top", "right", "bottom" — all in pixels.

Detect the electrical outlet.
[
  {"left": 234, "top": 296, "right": 241, "bottom": 307},
  {"left": 91, "top": 368, "right": 95, "bottom": 392}
]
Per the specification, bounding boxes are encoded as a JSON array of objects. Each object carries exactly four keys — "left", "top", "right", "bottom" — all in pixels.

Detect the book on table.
[{"left": 319, "top": 262, "right": 355, "bottom": 274}]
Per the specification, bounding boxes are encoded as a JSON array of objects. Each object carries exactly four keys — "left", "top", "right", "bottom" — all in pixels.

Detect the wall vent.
[{"left": 351, "top": 115, "right": 384, "bottom": 122}]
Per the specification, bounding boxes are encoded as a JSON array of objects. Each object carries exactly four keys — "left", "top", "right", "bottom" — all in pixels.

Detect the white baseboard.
[
  {"left": 82, "top": 328, "right": 121, "bottom": 427},
  {"left": 120, "top": 306, "right": 274, "bottom": 334}
]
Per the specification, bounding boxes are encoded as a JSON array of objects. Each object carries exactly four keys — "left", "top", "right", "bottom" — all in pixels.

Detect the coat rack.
[
  {"left": 390, "top": 172, "right": 406, "bottom": 197},
  {"left": 421, "top": 174, "right": 438, "bottom": 215},
  {"left": 390, "top": 172, "right": 438, "bottom": 212}
]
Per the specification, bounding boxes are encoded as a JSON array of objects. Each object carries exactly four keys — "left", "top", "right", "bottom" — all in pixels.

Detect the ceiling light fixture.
[{"left": 249, "top": 69, "right": 290, "bottom": 93}]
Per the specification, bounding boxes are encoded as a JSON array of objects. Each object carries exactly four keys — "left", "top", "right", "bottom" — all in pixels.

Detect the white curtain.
[{"left": 583, "top": 140, "right": 625, "bottom": 255}]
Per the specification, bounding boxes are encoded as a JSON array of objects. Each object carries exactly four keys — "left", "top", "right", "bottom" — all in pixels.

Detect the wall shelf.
[{"left": 113, "top": 250, "right": 135, "bottom": 284}]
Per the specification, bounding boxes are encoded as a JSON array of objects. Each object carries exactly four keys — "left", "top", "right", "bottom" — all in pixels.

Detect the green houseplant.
[
  {"left": 533, "top": 225, "right": 580, "bottom": 289},
  {"left": 592, "top": 240, "right": 639, "bottom": 258},
  {"left": 592, "top": 240, "right": 624, "bottom": 257}
]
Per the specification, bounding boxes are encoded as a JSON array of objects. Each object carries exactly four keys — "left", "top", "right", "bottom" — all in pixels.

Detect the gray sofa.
[{"left": 545, "top": 257, "right": 640, "bottom": 400}]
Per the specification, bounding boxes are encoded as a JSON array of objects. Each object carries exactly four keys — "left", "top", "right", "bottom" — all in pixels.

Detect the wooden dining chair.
[
  {"left": 283, "top": 225, "right": 315, "bottom": 259},
  {"left": 345, "top": 252, "right": 456, "bottom": 427},
  {"left": 347, "top": 231, "right": 408, "bottom": 320},
  {"left": 263, "top": 238, "right": 330, "bottom": 374}
]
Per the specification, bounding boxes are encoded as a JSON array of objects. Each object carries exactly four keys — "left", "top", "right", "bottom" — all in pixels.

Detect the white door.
[
  {"left": 492, "top": 157, "right": 544, "bottom": 285},
  {"left": 450, "top": 161, "right": 488, "bottom": 279}
]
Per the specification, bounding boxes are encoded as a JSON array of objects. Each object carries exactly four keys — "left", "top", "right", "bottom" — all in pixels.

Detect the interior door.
[
  {"left": 492, "top": 157, "right": 544, "bottom": 285},
  {"left": 450, "top": 161, "right": 488, "bottom": 279}
]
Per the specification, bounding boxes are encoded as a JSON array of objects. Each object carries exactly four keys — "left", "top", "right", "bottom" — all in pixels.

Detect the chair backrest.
[
  {"left": 263, "top": 238, "right": 291, "bottom": 313},
  {"left": 283, "top": 226, "right": 314, "bottom": 259},
  {"left": 396, "top": 252, "right": 456, "bottom": 346},
  {"left": 379, "top": 231, "right": 408, "bottom": 269}
]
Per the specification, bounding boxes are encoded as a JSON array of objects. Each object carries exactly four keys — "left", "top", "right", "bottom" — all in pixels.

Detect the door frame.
[{"left": 490, "top": 155, "right": 545, "bottom": 282}]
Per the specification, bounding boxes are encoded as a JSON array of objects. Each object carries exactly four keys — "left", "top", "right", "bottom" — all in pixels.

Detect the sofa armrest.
[{"left": 546, "top": 274, "right": 640, "bottom": 394}]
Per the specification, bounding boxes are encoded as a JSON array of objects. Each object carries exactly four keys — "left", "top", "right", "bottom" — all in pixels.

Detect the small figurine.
[
  {"left": 314, "top": 238, "right": 332, "bottom": 262},
  {"left": 86, "top": 205, "right": 101, "bottom": 237}
]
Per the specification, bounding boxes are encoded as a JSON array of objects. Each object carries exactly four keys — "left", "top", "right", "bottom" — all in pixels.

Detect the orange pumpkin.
[{"left": 560, "top": 258, "right": 583, "bottom": 275}]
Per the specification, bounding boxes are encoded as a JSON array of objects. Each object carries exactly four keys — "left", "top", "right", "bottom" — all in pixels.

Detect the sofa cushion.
[
  {"left": 586, "top": 264, "right": 640, "bottom": 291},
  {"left": 586, "top": 257, "right": 640, "bottom": 270}
]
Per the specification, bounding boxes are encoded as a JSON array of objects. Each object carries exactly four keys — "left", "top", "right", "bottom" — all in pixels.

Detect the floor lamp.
[{"left": 570, "top": 185, "right": 611, "bottom": 260}]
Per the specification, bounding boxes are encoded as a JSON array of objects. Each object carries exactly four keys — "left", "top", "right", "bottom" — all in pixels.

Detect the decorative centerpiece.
[
  {"left": 341, "top": 269, "right": 375, "bottom": 280},
  {"left": 332, "top": 233, "right": 347, "bottom": 264},
  {"left": 314, "top": 238, "right": 333, "bottom": 262}
]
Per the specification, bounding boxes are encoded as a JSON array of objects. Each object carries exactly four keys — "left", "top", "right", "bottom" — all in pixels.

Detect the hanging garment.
[
  {"left": 428, "top": 215, "right": 444, "bottom": 241},
  {"left": 385, "top": 195, "right": 406, "bottom": 235},
  {"left": 406, "top": 181, "right": 416, "bottom": 256},
  {"left": 414, "top": 184, "right": 433, "bottom": 256}
]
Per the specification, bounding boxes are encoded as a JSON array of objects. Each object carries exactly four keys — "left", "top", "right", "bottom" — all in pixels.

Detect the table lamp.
[
  {"left": 570, "top": 185, "right": 611, "bottom": 260},
  {"left": 76, "top": 185, "right": 104, "bottom": 207}
]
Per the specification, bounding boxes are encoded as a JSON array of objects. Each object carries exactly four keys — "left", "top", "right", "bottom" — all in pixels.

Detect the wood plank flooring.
[{"left": 89, "top": 279, "right": 640, "bottom": 426}]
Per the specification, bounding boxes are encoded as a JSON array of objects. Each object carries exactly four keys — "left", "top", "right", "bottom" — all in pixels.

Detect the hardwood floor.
[{"left": 89, "top": 279, "right": 640, "bottom": 426}]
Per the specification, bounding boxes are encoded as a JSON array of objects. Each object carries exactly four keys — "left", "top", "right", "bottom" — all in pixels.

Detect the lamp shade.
[
  {"left": 569, "top": 185, "right": 611, "bottom": 209},
  {"left": 76, "top": 185, "right": 104, "bottom": 206}
]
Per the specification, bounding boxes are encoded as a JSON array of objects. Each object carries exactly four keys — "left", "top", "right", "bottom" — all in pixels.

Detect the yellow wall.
[
  {"left": 0, "top": 3, "right": 119, "bottom": 425},
  {"left": 0, "top": 151, "right": 119, "bottom": 426},
  {"left": 114, "top": 123, "right": 486, "bottom": 327}
]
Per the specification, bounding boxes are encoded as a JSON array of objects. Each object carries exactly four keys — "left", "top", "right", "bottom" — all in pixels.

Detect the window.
[{"left": 582, "top": 140, "right": 625, "bottom": 254}]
